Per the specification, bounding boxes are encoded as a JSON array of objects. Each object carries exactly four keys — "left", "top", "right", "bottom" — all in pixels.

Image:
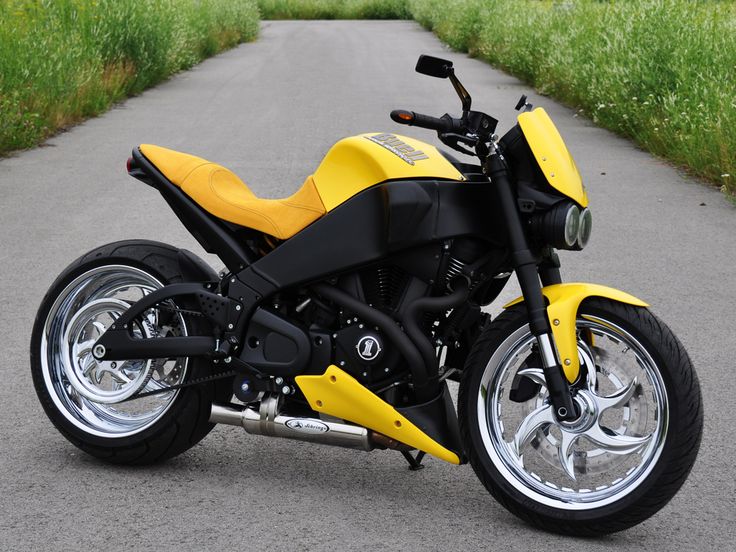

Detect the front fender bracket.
[{"left": 504, "top": 283, "right": 648, "bottom": 382}]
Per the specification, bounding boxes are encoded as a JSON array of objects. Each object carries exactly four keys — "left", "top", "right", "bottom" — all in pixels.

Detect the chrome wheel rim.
[
  {"left": 477, "top": 315, "right": 668, "bottom": 510},
  {"left": 41, "top": 265, "right": 188, "bottom": 438}
]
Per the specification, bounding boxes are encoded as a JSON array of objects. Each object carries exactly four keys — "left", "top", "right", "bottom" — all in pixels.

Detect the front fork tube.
[{"left": 485, "top": 153, "right": 578, "bottom": 422}]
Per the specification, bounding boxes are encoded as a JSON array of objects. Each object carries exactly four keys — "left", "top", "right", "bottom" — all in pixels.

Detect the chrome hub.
[
  {"left": 61, "top": 298, "right": 154, "bottom": 404},
  {"left": 558, "top": 392, "right": 597, "bottom": 434}
]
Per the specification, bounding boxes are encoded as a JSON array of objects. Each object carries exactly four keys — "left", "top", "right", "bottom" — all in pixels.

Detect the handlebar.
[{"left": 390, "top": 110, "right": 456, "bottom": 134}]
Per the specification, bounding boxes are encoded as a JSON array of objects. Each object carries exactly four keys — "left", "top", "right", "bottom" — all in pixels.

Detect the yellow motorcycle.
[{"left": 30, "top": 55, "right": 702, "bottom": 535}]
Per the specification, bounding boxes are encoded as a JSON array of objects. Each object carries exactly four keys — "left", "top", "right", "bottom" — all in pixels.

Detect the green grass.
[
  {"left": 257, "top": 0, "right": 410, "bottom": 19},
  {"left": 410, "top": 0, "right": 736, "bottom": 197},
  {"left": 0, "top": 0, "right": 259, "bottom": 154}
]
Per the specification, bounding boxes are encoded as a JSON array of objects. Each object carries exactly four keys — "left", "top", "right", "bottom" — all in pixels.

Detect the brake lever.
[{"left": 438, "top": 132, "right": 478, "bottom": 157}]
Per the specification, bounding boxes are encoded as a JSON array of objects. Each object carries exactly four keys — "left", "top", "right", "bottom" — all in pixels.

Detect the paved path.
[{"left": 1, "top": 21, "right": 734, "bottom": 551}]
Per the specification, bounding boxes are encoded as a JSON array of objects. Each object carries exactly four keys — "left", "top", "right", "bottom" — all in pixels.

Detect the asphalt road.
[{"left": 1, "top": 21, "right": 735, "bottom": 551}]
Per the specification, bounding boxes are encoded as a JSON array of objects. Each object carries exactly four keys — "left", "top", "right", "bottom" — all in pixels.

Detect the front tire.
[
  {"left": 31, "top": 240, "right": 226, "bottom": 465},
  {"left": 459, "top": 298, "right": 702, "bottom": 535}
]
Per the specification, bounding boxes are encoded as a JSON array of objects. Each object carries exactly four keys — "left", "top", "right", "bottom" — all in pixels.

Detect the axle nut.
[{"left": 92, "top": 345, "right": 106, "bottom": 359}]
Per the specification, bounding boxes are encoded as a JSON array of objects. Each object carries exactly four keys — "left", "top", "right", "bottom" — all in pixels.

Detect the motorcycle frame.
[{"left": 96, "top": 143, "right": 576, "bottom": 421}]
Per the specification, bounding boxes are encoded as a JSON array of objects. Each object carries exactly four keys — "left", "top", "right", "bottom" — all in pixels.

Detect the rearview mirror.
[{"left": 415, "top": 55, "right": 453, "bottom": 79}]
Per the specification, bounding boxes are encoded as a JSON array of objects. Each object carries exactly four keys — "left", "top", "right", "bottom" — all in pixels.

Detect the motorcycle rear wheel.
[
  {"left": 30, "top": 240, "right": 226, "bottom": 464},
  {"left": 459, "top": 298, "right": 702, "bottom": 535}
]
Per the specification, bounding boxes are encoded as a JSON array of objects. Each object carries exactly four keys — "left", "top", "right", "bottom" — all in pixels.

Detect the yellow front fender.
[{"left": 504, "top": 283, "right": 648, "bottom": 382}]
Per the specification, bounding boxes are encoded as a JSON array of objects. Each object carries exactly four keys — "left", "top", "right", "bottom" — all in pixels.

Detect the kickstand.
[{"left": 401, "top": 450, "right": 426, "bottom": 471}]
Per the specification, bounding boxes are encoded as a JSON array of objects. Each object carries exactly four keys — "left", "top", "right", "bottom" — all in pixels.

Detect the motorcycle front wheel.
[{"left": 459, "top": 298, "right": 702, "bottom": 535}]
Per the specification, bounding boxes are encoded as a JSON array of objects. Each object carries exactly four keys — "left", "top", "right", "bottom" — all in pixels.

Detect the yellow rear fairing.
[
  {"left": 518, "top": 108, "right": 588, "bottom": 207},
  {"left": 313, "top": 133, "right": 464, "bottom": 211},
  {"left": 295, "top": 365, "right": 461, "bottom": 464}
]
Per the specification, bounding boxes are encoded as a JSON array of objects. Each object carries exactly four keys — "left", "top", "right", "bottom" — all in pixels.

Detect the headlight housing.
[{"left": 531, "top": 202, "right": 591, "bottom": 250}]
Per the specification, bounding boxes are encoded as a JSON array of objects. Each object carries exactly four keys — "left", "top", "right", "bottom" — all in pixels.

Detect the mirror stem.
[{"left": 448, "top": 69, "right": 472, "bottom": 113}]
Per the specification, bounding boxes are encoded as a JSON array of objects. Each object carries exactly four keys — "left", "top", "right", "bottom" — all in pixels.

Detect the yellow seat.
[{"left": 139, "top": 144, "right": 326, "bottom": 240}]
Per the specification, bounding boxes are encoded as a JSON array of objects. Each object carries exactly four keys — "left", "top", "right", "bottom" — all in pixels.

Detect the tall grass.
[
  {"left": 257, "top": 0, "right": 410, "bottom": 19},
  {"left": 0, "top": 0, "right": 259, "bottom": 153},
  {"left": 410, "top": 0, "right": 736, "bottom": 196}
]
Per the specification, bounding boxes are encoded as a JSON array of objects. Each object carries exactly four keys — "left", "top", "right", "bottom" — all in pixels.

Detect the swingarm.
[{"left": 92, "top": 282, "right": 244, "bottom": 362}]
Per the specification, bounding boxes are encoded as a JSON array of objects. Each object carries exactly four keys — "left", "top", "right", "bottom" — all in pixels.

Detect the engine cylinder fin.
[{"left": 362, "top": 264, "right": 410, "bottom": 312}]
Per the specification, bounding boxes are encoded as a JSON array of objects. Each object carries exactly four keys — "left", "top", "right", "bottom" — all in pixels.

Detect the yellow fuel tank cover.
[
  {"left": 295, "top": 366, "right": 460, "bottom": 464},
  {"left": 313, "top": 133, "right": 464, "bottom": 211}
]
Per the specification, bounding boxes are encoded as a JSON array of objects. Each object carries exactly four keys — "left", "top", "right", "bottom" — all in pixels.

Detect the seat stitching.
[
  {"left": 207, "top": 169, "right": 283, "bottom": 236},
  {"left": 279, "top": 200, "right": 325, "bottom": 213},
  {"left": 178, "top": 161, "right": 214, "bottom": 185}
]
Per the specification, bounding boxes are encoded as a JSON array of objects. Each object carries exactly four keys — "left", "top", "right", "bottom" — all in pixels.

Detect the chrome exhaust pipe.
[{"left": 210, "top": 397, "right": 375, "bottom": 451}]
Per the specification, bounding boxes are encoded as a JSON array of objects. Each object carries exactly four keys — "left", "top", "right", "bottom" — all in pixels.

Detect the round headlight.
[
  {"left": 563, "top": 205, "right": 581, "bottom": 248},
  {"left": 530, "top": 201, "right": 581, "bottom": 250},
  {"left": 575, "top": 208, "right": 593, "bottom": 250}
]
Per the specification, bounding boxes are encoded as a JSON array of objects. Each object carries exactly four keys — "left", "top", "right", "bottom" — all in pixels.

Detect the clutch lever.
[{"left": 439, "top": 132, "right": 478, "bottom": 157}]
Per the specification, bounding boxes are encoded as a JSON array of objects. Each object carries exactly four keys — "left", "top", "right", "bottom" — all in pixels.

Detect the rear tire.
[
  {"left": 459, "top": 298, "right": 702, "bottom": 535},
  {"left": 30, "top": 240, "right": 228, "bottom": 465}
]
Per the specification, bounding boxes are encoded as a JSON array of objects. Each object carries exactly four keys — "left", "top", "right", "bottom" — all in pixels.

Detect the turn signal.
[{"left": 390, "top": 110, "right": 415, "bottom": 124}]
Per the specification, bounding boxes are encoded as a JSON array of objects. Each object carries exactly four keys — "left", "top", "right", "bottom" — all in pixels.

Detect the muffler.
[{"left": 210, "top": 396, "right": 406, "bottom": 451}]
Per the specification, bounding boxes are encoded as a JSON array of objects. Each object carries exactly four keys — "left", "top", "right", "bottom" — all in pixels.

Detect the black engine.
[{"left": 238, "top": 239, "right": 504, "bottom": 396}]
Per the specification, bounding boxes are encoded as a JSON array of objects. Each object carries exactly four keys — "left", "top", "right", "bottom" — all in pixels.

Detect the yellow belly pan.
[{"left": 139, "top": 133, "right": 462, "bottom": 239}]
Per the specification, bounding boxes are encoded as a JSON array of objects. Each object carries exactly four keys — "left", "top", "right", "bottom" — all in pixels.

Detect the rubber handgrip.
[{"left": 390, "top": 110, "right": 453, "bottom": 132}]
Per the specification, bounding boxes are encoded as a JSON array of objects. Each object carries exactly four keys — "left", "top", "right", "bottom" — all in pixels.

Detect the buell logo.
[{"left": 365, "top": 133, "right": 430, "bottom": 165}]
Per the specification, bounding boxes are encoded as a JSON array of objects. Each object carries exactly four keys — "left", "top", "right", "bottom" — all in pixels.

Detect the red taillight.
[{"left": 126, "top": 157, "right": 133, "bottom": 173}]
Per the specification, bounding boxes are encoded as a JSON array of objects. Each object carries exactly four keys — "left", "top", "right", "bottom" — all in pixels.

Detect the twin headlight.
[{"left": 531, "top": 201, "right": 592, "bottom": 250}]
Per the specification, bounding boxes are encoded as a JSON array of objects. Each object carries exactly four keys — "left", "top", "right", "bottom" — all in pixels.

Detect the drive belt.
[{"left": 121, "top": 367, "right": 238, "bottom": 402}]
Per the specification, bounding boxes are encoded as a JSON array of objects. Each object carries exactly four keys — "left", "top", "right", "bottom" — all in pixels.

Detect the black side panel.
[
  {"left": 132, "top": 148, "right": 254, "bottom": 272},
  {"left": 386, "top": 184, "right": 436, "bottom": 251},
  {"left": 435, "top": 182, "right": 505, "bottom": 243},
  {"left": 248, "top": 184, "right": 388, "bottom": 289},
  {"left": 239, "top": 308, "right": 311, "bottom": 377},
  {"left": 246, "top": 180, "right": 506, "bottom": 291}
]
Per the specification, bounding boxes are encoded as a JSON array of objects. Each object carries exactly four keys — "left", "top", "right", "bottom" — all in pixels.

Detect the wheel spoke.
[
  {"left": 594, "top": 377, "right": 639, "bottom": 412},
  {"left": 516, "top": 367, "right": 546, "bottom": 387},
  {"left": 99, "top": 366, "right": 132, "bottom": 385},
  {"left": 558, "top": 429, "right": 579, "bottom": 480},
  {"left": 513, "top": 403, "right": 555, "bottom": 456},
  {"left": 584, "top": 423, "right": 651, "bottom": 455},
  {"left": 81, "top": 356, "right": 96, "bottom": 377}
]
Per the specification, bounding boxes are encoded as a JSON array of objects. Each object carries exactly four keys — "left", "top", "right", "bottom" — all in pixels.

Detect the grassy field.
[
  {"left": 0, "top": 0, "right": 259, "bottom": 154},
  {"left": 411, "top": 0, "right": 736, "bottom": 196},
  {"left": 257, "top": 0, "right": 410, "bottom": 19}
]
